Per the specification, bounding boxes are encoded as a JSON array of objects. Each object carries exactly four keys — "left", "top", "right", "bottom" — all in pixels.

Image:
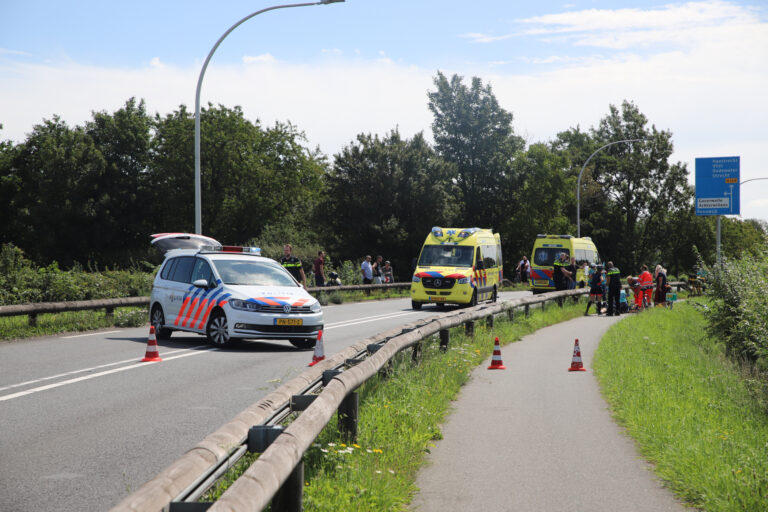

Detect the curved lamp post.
[
  {"left": 194, "top": 0, "right": 345, "bottom": 234},
  {"left": 741, "top": 177, "right": 768, "bottom": 186},
  {"left": 576, "top": 138, "right": 643, "bottom": 238}
]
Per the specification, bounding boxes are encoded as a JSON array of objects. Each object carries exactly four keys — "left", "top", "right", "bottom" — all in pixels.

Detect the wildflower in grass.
[
  {"left": 366, "top": 449, "right": 373, "bottom": 453},
  {"left": 353, "top": 444, "right": 361, "bottom": 449},
  {"left": 373, "top": 449, "right": 383, "bottom": 454},
  {"left": 327, "top": 442, "right": 336, "bottom": 447},
  {"left": 321, "top": 448, "right": 328, "bottom": 453},
  {"left": 375, "top": 470, "right": 382, "bottom": 474},
  {"left": 389, "top": 469, "right": 395, "bottom": 474},
  {"left": 340, "top": 443, "right": 346, "bottom": 448}
]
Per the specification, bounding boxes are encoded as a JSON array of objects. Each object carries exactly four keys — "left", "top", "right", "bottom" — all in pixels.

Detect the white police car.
[{"left": 149, "top": 233, "right": 323, "bottom": 348}]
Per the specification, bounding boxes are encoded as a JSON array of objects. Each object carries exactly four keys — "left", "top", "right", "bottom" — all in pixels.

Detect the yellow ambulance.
[
  {"left": 529, "top": 234, "right": 600, "bottom": 294},
  {"left": 410, "top": 227, "right": 502, "bottom": 309}
]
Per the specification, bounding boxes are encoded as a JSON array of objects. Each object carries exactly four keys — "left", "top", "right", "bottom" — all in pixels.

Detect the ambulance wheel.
[
  {"left": 411, "top": 301, "right": 422, "bottom": 310},
  {"left": 206, "top": 310, "right": 233, "bottom": 347},
  {"left": 492, "top": 287, "right": 498, "bottom": 303},
  {"left": 436, "top": 302, "right": 446, "bottom": 310},
  {"left": 150, "top": 305, "right": 172, "bottom": 341},
  {"left": 290, "top": 338, "right": 316, "bottom": 350},
  {"left": 468, "top": 290, "right": 478, "bottom": 307}
]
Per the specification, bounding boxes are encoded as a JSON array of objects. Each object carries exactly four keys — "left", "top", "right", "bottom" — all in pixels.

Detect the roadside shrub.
[{"left": 704, "top": 241, "right": 768, "bottom": 368}]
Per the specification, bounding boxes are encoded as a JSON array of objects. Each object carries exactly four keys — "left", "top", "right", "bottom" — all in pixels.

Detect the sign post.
[{"left": 695, "top": 156, "right": 740, "bottom": 265}]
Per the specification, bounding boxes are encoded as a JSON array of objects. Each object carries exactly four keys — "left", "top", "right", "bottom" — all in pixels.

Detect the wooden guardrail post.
[
  {"left": 525, "top": 304, "right": 530, "bottom": 317},
  {"left": 557, "top": 297, "right": 564, "bottom": 308},
  {"left": 28, "top": 313, "right": 37, "bottom": 327},
  {"left": 465, "top": 321, "right": 475, "bottom": 337},
  {"left": 439, "top": 329, "right": 449, "bottom": 352},
  {"left": 541, "top": 300, "right": 546, "bottom": 312},
  {"left": 486, "top": 314, "right": 494, "bottom": 328},
  {"left": 411, "top": 341, "right": 422, "bottom": 364},
  {"left": 507, "top": 308, "right": 514, "bottom": 322},
  {"left": 105, "top": 306, "right": 114, "bottom": 321},
  {"left": 271, "top": 462, "right": 304, "bottom": 512}
]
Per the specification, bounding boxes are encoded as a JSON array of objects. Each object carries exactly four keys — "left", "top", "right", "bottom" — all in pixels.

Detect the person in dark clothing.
[
  {"left": 605, "top": 261, "right": 622, "bottom": 316},
  {"left": 281, "top": 244, "right": 306, "bottom": 286},
  {"left": 585, "top": 265, "right": 604, "bottom": 316},
  {"left": 654, "top": 265, "right": 668, "bottom": 306},
  {"left": 553, "top": 252, "right": 570, "bottom": 291}
]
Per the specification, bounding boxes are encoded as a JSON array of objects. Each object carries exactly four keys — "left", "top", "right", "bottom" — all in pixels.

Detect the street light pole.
[
  {"left": 194, "top": 0, "right": 344, "bottom": 235},
  {"left": 576, "top": 138, "right": 643, "bottom": 238}
]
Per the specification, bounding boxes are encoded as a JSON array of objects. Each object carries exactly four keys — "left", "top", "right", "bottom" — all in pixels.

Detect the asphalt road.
[{"left": 0, "top": 291, "right": 527, "bottom": 512}]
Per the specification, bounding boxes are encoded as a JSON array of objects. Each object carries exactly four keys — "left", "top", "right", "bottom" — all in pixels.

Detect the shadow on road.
[{"left": 107, "top": 333, "right": 304, "bottom": 353}]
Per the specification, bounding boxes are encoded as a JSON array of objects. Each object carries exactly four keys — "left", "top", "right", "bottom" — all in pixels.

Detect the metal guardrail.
[
  {"left": 110, "top": 287, "right": 595, "bottom": 512},
  {"left": 0, "top": 283, "right": 412, "bottom": 326}
]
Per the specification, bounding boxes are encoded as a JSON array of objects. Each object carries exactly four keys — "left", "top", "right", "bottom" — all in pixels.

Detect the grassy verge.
[
  {"left": 594, "top": 300, "right": 768, "bottom": 511},
  {"left": 0, "top": 307, "right": 148, "bottom": 341},
  {"left": 202, "top": 297, "right": 587, "bottom": 509}
]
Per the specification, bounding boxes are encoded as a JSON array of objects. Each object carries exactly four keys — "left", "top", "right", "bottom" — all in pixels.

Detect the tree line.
[{"left": 1, "top": 72, "right": 765, "bottom": 282}]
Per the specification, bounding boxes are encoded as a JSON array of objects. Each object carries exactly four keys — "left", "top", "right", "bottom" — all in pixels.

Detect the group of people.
[
  {"left": 584, "top": 261, "right": 671, "bottom": 317},
  {"left": 552, "top": 252, "right": 583, "bottom": 290},
  {"left": 280, "top": 245, "right": 340, "bottom": 288},
  {"left": 360, "top": 255, "right": 395, "bottom": 284}
]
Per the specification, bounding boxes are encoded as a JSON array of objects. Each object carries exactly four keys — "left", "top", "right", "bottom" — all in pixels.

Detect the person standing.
[
  {"left": 361, "top": 255, "right": 373, "bottom": 284},
  {"left": 605, "top": 261, "right": 622, "bottom": 316},
  {"left": 638, "top": 264, "right": 653, "bottom": 308},
  {"left": 553, "top": 252, "right": 571, "bottom": 291},
  {"left": 313, "top": 251, "right": 326, "bottom": 287},
  {"left": 566, "top": 256, "right": 577, "bottom": 290},
  {"left": 281, "top": 244, "right": 306, "bottom": 287},
  {"left": 372, "top": 255, "right": 384, "bottom": 284},
  {"left": 585, "top": 265, "right": 604, "bottom": 316},
  {"left": 654, "top": 265, "right": 668, "bottom": 306},
  {"left": 382, "top": 260, "right": 394, "bottom": 283}
]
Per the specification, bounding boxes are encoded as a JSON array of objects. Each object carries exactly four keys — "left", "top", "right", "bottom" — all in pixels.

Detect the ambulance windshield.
[{"left": 418, "top": 245, "right": 474, "bottom": 267}]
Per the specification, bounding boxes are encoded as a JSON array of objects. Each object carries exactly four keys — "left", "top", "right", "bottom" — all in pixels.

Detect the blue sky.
[{"left": 2, "top": 0, "right": 767, "bottom": 221}]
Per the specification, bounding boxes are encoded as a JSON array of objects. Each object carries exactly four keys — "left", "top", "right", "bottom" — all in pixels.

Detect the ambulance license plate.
[
  {"left": 276, "top": 318, "right": 303, "bottom": 326},
  {"left": 429, "top": 297, "right": 446, "bottom": 302}
]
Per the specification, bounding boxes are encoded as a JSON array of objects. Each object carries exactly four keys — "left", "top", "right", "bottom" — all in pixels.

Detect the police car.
[{"left": 149, "top": 233, "right": 323, "bottom": 348}]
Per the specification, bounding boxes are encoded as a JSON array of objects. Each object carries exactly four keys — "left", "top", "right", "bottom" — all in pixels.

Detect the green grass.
[
  {"left": 594, "top": 301, "right": 768, "bottom": 511},
  {"left": 201, "top": 298, "right": 587, "bottom": 509},
  {"left": 0, "top": 307, "right": 149, "bottom": 341}
]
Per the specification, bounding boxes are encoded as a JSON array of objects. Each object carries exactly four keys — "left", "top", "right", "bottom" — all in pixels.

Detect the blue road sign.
[{"left": 695, "top": 156, "right": 740, "bottom": 216}]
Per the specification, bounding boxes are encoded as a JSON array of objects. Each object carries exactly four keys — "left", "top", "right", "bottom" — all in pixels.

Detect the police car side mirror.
[{"left": 192, "top": 279, "right": 210, "bottom": 288}]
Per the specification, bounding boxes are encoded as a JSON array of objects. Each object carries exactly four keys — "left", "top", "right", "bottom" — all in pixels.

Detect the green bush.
[
  {"left": 0, "top": 243, "right": 154, "bottom": 305},
  {"left": 704, "top": 242, "right": 768, "bottom": 368}
]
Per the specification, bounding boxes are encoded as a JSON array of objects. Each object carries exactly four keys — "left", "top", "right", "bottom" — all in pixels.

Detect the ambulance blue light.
[{"left": 431, "top": 227, "right": 444, "bottom": 238}]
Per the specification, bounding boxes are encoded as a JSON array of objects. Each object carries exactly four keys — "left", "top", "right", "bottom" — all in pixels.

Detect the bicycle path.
[{"left": 411, "top": 315, "right": 687, "bottom": 512}]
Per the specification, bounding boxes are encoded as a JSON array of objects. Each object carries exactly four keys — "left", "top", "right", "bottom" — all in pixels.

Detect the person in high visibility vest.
[
  {"left": 281, "top": 244, "right": 306, "bottom": 287},
  {"left": 605, "top": 261, "right": 622, "bottom": 316},
  {"left": 553, "top": 252, "right": 571, "bottom": 291},
  {"left": 638, "top": 264, "right": 653, "bottom": 308}
]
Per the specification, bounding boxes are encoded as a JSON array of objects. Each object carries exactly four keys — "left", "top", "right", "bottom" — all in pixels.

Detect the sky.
[{"left": 1, "top": 0, "right": 767, "bottom": 222}]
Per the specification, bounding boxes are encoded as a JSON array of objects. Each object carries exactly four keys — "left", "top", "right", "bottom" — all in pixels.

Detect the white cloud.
[
  {"left": 242, "top": 53, "right": 276, "bottom": 64},
  {"left": 149, "top": 57, "right": 165, "bottom": 69},
  {"left": 460, "top": 32, "right": 516, "bottom": 44},
  {"left": 321, "top": 48, "right": 343, "bottom": 55}
]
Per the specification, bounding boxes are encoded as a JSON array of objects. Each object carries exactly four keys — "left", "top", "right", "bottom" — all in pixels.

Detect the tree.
[
  {"left": 428, "top": 72, "right": 524, "bottom": 228},
  {"left": 586, "top": 101, "right": 691, "bottom": 271},
  {"left": 321, "top": 130, "right": 456, "bottom": 280}
]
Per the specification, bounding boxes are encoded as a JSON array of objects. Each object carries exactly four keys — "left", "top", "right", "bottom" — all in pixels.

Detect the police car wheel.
[
  {"left": 207, "top": 310, "right": 232, "bottom": 347},
  {"left": 289, "top": 338, "right": 316, "bottom": 350},
  {"left": 151, "top": 305, "right": 172, "bottom": 341}
]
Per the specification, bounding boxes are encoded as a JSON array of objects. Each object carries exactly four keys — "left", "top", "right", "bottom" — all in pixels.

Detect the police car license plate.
[{"left": 276, "top": 318, "right": 303, "bottom": 326}]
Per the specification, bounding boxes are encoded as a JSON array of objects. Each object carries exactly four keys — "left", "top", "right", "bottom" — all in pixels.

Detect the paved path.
[{"left": 411, "top": 315, "right": 687, "bottom": 512}]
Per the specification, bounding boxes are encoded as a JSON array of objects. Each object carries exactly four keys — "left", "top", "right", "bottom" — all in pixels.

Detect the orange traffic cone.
[
  {"left": 141, "top": 326, "right": 163, "bottom": 362},
  {"left": 568, "top": 338, "right": 586, "bottom": 372},
  {"left": 487, "top": 337, "right": 506, "bottom": 370},
  {"left": 308, "top": 329, "right": 325, "bottom": 367}
]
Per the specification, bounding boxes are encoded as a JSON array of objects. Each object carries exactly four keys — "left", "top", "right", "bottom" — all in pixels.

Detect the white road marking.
[
  {"left": 62, "top": 330, "right": 120, "bottom": 339},
  {"left": 0, "top": 346, "right": 209, "bottom": 392},
  {"left": 0, "top": 348, "right": 216, "bottom": 402},
  {"left": 0, "top": 310, "right": 428, "bottom": 402},
  {"left": 325, "top": 311, "right": 422, "bottom": 329}
]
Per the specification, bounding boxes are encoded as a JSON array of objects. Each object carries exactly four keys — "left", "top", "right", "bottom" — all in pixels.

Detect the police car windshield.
[
  {"left": 533, "top": 248, "right": 570, "bottom": 266},
  {"left": 213, "top": 260, "right": 297, "bottom": 287},
  {"left": 418, "top": 245, "right": 474, "bottom": 267}
]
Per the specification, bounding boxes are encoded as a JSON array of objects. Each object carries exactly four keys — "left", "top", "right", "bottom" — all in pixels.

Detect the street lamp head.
[{"left": 321, "top": 0, "right": 345, "bottom": 3}]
